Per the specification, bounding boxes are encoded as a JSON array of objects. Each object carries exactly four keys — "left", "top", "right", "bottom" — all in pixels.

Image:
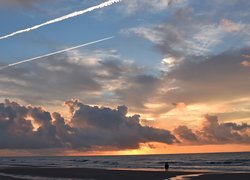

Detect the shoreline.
[
  {"left": 0, "top": 167, "right": 249, "bottom": 180},
  {"left": 0, "top": 167, "right": 204, "bottom": 180}
]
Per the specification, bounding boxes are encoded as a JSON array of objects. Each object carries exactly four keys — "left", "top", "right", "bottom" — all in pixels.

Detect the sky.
[{"left": 0, "top": 0, "right": 250, "bottom": 156}]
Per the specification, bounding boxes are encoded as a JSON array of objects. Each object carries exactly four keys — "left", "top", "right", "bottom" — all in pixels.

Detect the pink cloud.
[
  {"left": 241, "top": 60, "right": 250, "bottom": 67},
  {"left": 220, "top": 18, "right": 242, "bottom": 33}
]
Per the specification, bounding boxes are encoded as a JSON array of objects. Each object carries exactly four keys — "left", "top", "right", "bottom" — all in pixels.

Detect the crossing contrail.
[
  {"left": 0, "top": 0, "right": 122, "bottom": 40},
  {"left": 0, "top": 36, "right": 114, "bottom": 70}
]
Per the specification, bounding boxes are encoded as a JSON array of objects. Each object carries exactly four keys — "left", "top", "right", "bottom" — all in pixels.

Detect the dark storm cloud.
[
  {"left": 0, "top": 99, "right": 61, "bottom": 149},
  {"left": 0, "top": 99, "right": 177, "bottom": 150},
  {"left": 174, "top": 115, "right": 250, "bottom": 144},
  {"left": 64, "top": 100, "right": 177, "bottom": 149}
]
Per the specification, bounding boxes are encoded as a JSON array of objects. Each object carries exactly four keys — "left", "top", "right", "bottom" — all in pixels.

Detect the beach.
[
  {"left": 0, "top": 152, "right": 249, "bottom": 179},
  {"left": 0, "top": 167, "right": 250, "bottom": 180}
]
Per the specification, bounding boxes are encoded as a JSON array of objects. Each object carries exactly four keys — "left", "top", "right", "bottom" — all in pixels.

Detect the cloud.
[
  {"left": 174, "top": 115, "right": 250, "bottom": 144},
  {"left": 160, "top": 48, "right": 250, "bottom": 104},
  {"left": 174, "top": 125, "right": 197, "bottom": 142},
  {"left": 1, "top": 37, "right": 113, "bottom": 69},
  {"left": 0, "top": 99, "right": 61, "bottom": 149},
  {"left": 115, "top": 74, "right": 161, "bottom": 108},
  {"left": 64, "top": 100, "right": 177, "bottom": 149},
  {"left": 124, "top": 24, "right": 188, "bottom": 58},
  {"left": 0, "top": 49, "right": 169, "bottom": 115},
  {"left": 241, "top": 60, "right": 250, "bottom": 67},
  {"left": 134, "top": 47, "right": 250, "bottom": 118},
  {"left": 0, "top": 50, "right": 125, "bottom": 106},
  {"left": 173, "top": 102, "right": 186, "bottom": 111},
  {"left": 121, "top": 0, "right": 186, "bottom": 14},
  {"left": 2, "top": 0, "right": 250, "bottom": 118},
  {"left": 123, "top": 0, "right": 250, "bottom": 59},
  {"left": 0, "top": 99, "right": 177, "bottom": 150},
  {"left": 1, "top": 99, "right": 249, "bottom": 152},
  {"left": 1, "top": 45, "right": 250, "bottom": 119},
  {"left": 0, "top": 0, "right": 47, "bottom": 8},
  {"left": 220, "top": 18, "right": 243, "bottom": 33},
  {"left": 126, "top": 20, "right": 247, "bottom": 58}
]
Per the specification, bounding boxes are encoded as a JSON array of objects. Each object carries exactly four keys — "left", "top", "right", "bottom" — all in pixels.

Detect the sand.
[
  {"left": 191, "top": 173, "right": 250, "bottom": 180},
  {"left": 0, "top": 167, "right": 249, "bottom": 180}
]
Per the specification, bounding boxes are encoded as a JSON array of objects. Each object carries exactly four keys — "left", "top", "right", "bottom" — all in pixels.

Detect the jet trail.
[
  {"left": 0, "top": 36, "right": 113, "bottom": 70},
  {"left": 0, "top": 0, "right": 122, "bottom": 40}
]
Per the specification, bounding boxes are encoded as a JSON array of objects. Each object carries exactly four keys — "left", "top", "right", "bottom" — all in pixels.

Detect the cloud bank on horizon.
[
  {"left": 0, "top": 99, "right": 177, "bottom": 150},
  {"left": 0, "top": 99, "right": 249, "bottom": 152}
]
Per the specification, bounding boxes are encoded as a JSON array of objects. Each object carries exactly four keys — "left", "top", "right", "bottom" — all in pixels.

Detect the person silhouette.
[{"left": 164, "top": 162, "right": 169, "bottom": 171}]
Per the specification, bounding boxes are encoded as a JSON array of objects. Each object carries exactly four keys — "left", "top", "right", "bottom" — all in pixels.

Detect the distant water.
[{"left": 0, "top": 152, "right": 249, "bottom": 173}]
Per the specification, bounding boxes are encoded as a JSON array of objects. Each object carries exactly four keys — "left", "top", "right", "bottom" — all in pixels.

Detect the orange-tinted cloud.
[
  {"left": 241, "top": 60, "right": 250, "bottom": 67},
  {"left": 173, "top": 102, "right": 186, "bottom": 111},
  {"left": 0, "top": 99, "right": 177, "bottom": 151},
  {"left": 1, "top": 99, "right": 250, "bottom": 155},
  {"left": 174, "top": 115, "right": 250, "bottom": 144}
]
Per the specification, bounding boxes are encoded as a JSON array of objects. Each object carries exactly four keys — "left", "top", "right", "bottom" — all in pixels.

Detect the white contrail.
[
  {"left": 0, "top": 36, "right": 114, "bottom": 70},
  {"left": 0, "top": 0, "right": 122, "bottom": 40}
]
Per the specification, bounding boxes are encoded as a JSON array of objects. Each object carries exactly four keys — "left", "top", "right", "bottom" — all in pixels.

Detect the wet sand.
[
  {"left": 191, "top": 172, "right": 250, "bottom": 180},
  {"left": 0, "top": 167, "right": 196, "bottom": 179},
  {"left": 0, "top": 167, "right": 249, "bottom": 180},
  {"left": 0, "top": 175, "right": 17, "bottom": 180}
]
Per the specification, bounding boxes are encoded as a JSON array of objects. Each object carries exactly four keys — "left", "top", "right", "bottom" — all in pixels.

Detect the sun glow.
[{"left": 27, "top": 116, "right": 41, "bottom": 131}]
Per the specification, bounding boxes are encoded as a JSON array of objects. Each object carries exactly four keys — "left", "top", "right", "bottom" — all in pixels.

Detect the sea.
[{"left": 0, "top": 152, "right": 249, "bottom": 173}]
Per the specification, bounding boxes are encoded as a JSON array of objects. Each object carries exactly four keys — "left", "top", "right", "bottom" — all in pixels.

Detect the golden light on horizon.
[
  {"left": 65, "top": 143, "right": 250, "bottom": 157},
  {"left": 0, "top": 143, "right": 249, "bottom": 157},
  {"left": 116, "top": 144, "right": 250, "bottom": 156}
]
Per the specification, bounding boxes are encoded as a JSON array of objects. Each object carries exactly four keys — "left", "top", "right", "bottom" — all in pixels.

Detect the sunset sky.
[{"left": 0, "top": 0, "right": 250, "bottom": 156}]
